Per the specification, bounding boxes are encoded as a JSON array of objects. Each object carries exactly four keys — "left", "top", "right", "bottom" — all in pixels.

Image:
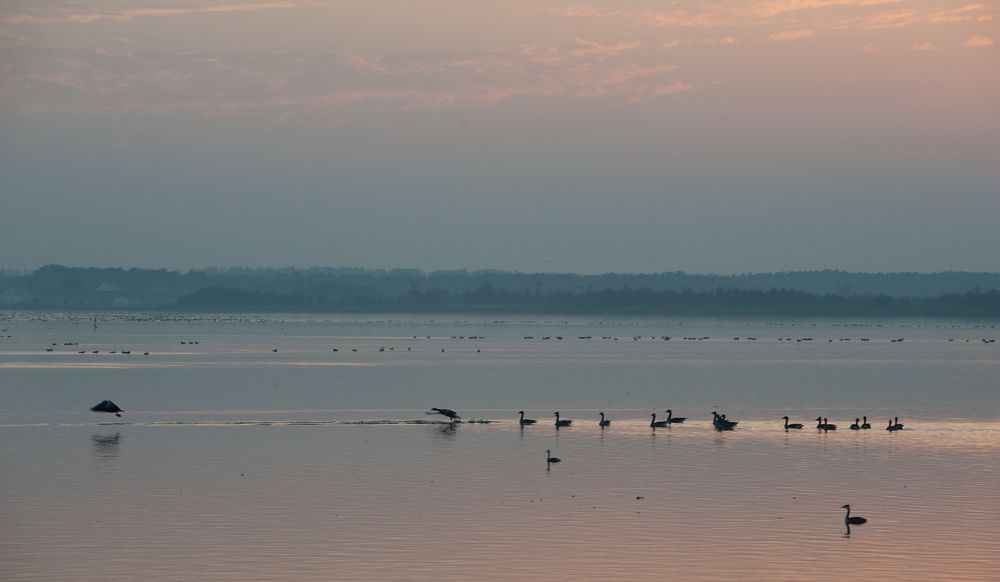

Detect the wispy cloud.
[
  {"left": 910, "top": 42, "right": 936, "bottom": 50},
  {"left": 568, "top": 38, "right": 641, "bottom": 58},
  {"left": 0, "top": 1, "right": 297, "bottom": 25},
  {"left": 1, "top": 43, "right": 690, "bottom": 117},
  {"left": 926, "top": 4, "right": 993, "bottom": 23},
  {"left": 963, "top": 34, "right": 994, "bottom": 47},
  {"left": 760, "top": 29, "right": 817, "bottom": 41}
]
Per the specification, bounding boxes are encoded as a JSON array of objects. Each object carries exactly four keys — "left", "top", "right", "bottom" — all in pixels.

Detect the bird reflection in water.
[
  {"left": 91, "top": 432, "right": 122, "bottom": 460},
  {"left": 433, "top": 423, "right": 458, "bottom": 439}
]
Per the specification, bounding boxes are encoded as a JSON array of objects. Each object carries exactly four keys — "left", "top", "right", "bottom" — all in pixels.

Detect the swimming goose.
[
  {"left": 650, "top": 413, "right": 669, "bottom": 428},
  {"left": 886, "top": 419, "right": 899, "bottom": 431},
  {"left": 893, "top": 417, "right": 904, "bottom": 430},
  {"left": 598, "top": 412, "right": 611, "bottom": 428},
  {"left": 861, "top": 416, "right": 871, "bottom": 429},
  {"left": 782, "top": 416, "right": 803, "bottom": 430},
  {"left": 712, "top": 411, "right": 738, "bottom": 430},
  {"left": 554, "top": 412, "right": 573, "bottom": 427},
  {"left": 665, "top": 409, "right": 686, "bottom": 424},
  {"left": 518, "top": 411, "right": 537, "bottom": 426},
  {"left": 850, "top": 418, "right": 861, "bottom": 430},
  {"left": 841, "top": 504, "right": 867, "bottom": 524},
  {"left": 816, "top": 417, "right": 837, "bottom": 430},
  {"left": 546, "top": 449, "right": 561, "bottom": 463}
]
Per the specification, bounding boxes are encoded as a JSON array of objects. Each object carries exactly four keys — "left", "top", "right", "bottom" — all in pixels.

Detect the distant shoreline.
[{"left": 2, "top": 265, "right": 999, "bottom": 318}]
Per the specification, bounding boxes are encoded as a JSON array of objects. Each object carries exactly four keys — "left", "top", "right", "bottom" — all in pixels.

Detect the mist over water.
[{"left": 1, "top": 312, "right": 999, "bottom": 580}]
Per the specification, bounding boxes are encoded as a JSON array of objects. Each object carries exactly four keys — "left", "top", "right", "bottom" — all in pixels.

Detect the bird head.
[{"left": 841, "top": 504, "right": 851, "bottom": 509}]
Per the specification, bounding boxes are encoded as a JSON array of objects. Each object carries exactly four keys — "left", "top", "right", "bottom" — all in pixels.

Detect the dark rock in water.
[{"left": 91, "top": 400, "right": 124, "bottom": 417}]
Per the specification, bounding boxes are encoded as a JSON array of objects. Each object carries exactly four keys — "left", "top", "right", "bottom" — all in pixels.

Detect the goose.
[
  {"left": 554, "top": 412, "right": 573, "bottom": 427},
  {"left": 816, "top": 417, "right": 837, "bottom": 430},
  {"left": 598, "top": 412, "right": 611, "bottom": 428},
  {"left": 850, "top": 418, "right": 861, "bottom": 430},
  {"left": 546, "top": 450, "right": 561, "bottom": 463},
  {"left": 90, "top": 400, "right": 124, "bottom": 417},
  {"left": 893, "top": 417, "right": 904, "bottom": 430},
  {"left": 861, "top": 416, "right": 872, "bottom": 429},
  {"left": 430, "top": 407, "right": 461, "bottom": 421},
  {"left": 665, "top": 409, "right": 686, "bottom": 424},
  {"left": 886, "top": 419, "right": 899, "bottom": 431},
  {"left": 841, "top": 504, "right": 867, "bottom": 524},
  {"left": 782, "top": 416, "right": 803, "bottom": 430},
  {"left": 712, "top": 412, "right": 738, "bottom": 430},
  {"left": 650, "top": 413, "right": 669, "bottom": 428},
  {"left": 518, "top": 411, "right": 536, "bottom": 426}
]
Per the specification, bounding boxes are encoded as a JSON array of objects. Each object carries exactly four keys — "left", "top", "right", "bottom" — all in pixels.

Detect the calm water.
[{"left": 1, "top": 312, "right": 999, "bottom": 580}]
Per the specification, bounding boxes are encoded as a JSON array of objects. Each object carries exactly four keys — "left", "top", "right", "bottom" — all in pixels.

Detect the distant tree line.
[{"left": 2, "top": 265, "right": 999, "bottom": 316}]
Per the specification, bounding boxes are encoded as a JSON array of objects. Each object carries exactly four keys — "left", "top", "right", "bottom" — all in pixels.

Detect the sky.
[{"left": 1, "top": 1, "right": 997, "bottom": 274}]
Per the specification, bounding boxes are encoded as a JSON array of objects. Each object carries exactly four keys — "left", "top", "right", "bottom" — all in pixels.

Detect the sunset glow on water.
[{"left": 1, "top": 314, "right": 998, "bottom": 580}]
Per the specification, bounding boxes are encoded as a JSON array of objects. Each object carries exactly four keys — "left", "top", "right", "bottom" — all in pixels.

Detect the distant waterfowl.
[
  {"left": 650, "top": 413, "right": 669, "bottom": 428},
  {"left": 782, "top": 416, "right": 804, "bottom": 430},
  {"left": 841, "top": 504, "right": 867, "bottom": 525},
  {"left": 91, "top": 400, "right": 124, "bottom": 417},
  {"left": 886, "top": 419, "right": 899, "bottom": 431},
  {"left": 665, "top": 409, "right": 686, "bottom": 424},
  {"left": 850, "top": 418, "right": 861, "bottom": 430},
  {"left": 599, "top": 412, "right": 611, "bottom": 427},
  {"left": 712, "top": 411, "right": 737, "bottom": 430},
  {"left": 861, "top": 416, "right": 872, "bottom": 429},
  {"left": 518, "top": 411, "right": 537, "bottom": 426},
  {"left": 893, "top": 417, "right": 904, "bottom": 430},
  {"left": 816, "top": 417, "right": 837, "bottom": 431},
  {"left": 430, "top": 407, "right": 461, "bottom": 421},
  {"left": 546, "top": 449, "right": 561, "bottom": 463},
  {"left": 554, "top": 412, "right": 573, "bottom": 427}
]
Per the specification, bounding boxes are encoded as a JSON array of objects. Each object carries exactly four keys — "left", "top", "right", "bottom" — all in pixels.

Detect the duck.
[
  {"left": 546, "top": 449, "right": 561, "bottom": 463},
  {"left": 782, "top": 416, "right": 803, "bottom": 430},
  {"left": 850, "top": 418, "right": 861, "bottom": 430},
  {"left": 554, "top": 412, "right": 573, "bottom": 427},
  {"left": 861, "top": 416, "right": 872, "bottom": 429},
  {"left": 650, "top": 413, "right": 669, "bottom": 428},
  {"left": 665, "top": 409, "right": 686, "bottom": 424},
  {"left": 518, "top": 411, "right": 536, "bottom": 426},
  {"left": 841, "top": 504, "right": 867, "bottom": 524},
  {"left": 598, "top": 412, "right": 611, "bottom": 428}
]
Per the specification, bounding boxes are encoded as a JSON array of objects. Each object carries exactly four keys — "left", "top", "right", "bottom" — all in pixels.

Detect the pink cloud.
[
  {"left": 0, "top": 2, "right": 296, "bottom": 25},
  {"left": 963, "top": 35, "right": 994, "bottom": 47},
  {"left": 568, "top": 38, "right": 642, "bottom": 58},
  {"left": 760, "top": 29, "right": 817, "bottom": 41},
  {"left": 909, "top": 42, "right": 935, "bottom": 51}
]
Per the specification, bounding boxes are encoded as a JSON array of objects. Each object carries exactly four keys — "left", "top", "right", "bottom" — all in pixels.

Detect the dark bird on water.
[
  {"left": 554, "top": 412, "right": 573, "bottom": 427},
  {"left": 665, "top": 409, "right": 686, "bottom": 424},
  {"left": 650, "top": 413, "right": 669, "bottom": 428},
  {"left": 598, "top": 411, "right": 611, "bottom": 427},
  {"left": 430, "top": 407, "right": 461, "bottom": 421},
  {"left": 546, "top": 449, "right": 561, "bottom": 463},
  {"left": 91, "top": 400, "right": 124, "bottom": 417},
  {"left": 782, "top": 416, "right": 804, "bottom": 430},
  {"left": 841, "top": 504, "right": 867, "bottom": 524},
  {"left": 518, "top": 411, "right": 537, "bottom": 426}
]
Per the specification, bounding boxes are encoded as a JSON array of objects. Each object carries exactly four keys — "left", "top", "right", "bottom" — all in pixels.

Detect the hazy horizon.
[{"left": 2, "top": 1, "right": 998, "bottom": 273}]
